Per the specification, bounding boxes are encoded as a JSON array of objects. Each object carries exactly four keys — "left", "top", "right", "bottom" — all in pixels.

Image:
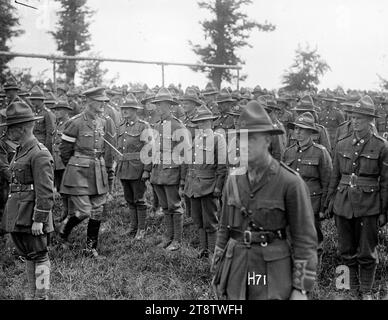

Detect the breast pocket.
[
  {"left": 359, "top": 153, "right": 379, "bottom": 175},
  {"left": 79, "top": 130, "right": 94, "bottom": 148},
  {"left": 252, "top": 200, "right": 286, "bottom": 230},
  {"left": 339, "top": 151, "right": 352, "bottom": 172},
  {"left": 13, "top": 162, "right": 33, "bottom": 184},
  {"left": 300, "top": 158, "right": 319, "bottom": 178}
]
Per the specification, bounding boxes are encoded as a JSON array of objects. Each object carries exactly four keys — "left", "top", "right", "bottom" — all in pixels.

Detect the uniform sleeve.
[
  {"left": 215, "top": 133, "right": 227, "bottom": 191},
  {"left": 59, "top": 118, "right": 77, "bottom": 166},
  {"left": 325, "top": 144, "right": 341, "bottom": 208},
  {"left": 319, "top": 147, "right": 333, "bottom": 212},
  {"left": 337, "top": 110, "right": 345, "bottom": 125},
  {"left": 0, "top": 141, "right": 10, "bottom": 183},
  {"left": 44, "top": 109, "right": 56, "bottom": 154},
  {"left": 32, "top": 150, "right": 54, "bottom": 224},
  {"left": 172, "top": 122, "right": 191, "bottom": 182},
  {"left": 285, "top": 176, "right": 318, "bottom": 292},
  {"left": 269, "top": 135, "right": 284, "bottom": 161},
  {"left": 318, "top": 126, "right": 332, "bottom": 155},
  {"left": 379, "top": 141, "right": 388, "bottom": 217},
  {"left": 142, "top": 122, "right": 153, "bottom": 173},
  {"left": 215, "top": 177, "right": 232, "bottom": 250}
]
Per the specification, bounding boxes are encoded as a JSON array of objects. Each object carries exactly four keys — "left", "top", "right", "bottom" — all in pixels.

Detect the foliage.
[
  {"left": 79, "top": 54, "right": 108, "bottom": 87},
  {"left": 190, "top": 0, "right": 275, "bottom": 88},
  {"left": 282, "top": 44, "right": 330, "bottom": 92}
]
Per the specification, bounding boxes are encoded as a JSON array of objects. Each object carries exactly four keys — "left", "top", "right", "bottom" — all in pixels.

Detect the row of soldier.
[{"left": 0, "top": 77, "right": 387, "bottom": 300}]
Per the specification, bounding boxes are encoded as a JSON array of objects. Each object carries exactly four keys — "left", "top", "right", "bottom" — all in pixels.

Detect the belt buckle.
[
  {"left": 243, "top": 230, "right": 252, "bottom": 246},
  {"left": 259, "top": 234, "right": 268, "bottom": 247},
  {"left": 350, "top": 173, "right": 357, "bottom": 188}
]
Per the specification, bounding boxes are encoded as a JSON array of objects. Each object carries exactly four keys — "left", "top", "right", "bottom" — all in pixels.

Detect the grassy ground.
[{"left": 1, "top": 183, "right": 388, "bottom": 300}]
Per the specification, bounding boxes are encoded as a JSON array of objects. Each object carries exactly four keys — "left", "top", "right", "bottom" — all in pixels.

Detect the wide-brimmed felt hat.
[
  {"left": 51, "top": 97, "right": 73, "bottom": 110},
  {"left": 28, "top": 86, "right": 46, "bottom": 100},
  {"left": 235, "top": 100, "right": 285, "bottom": 135},
  {"left": 129, "top": 85, "right": 146, "bottom": 94},
  {"left": 318, "top": 91, "right": 337, "bottom": 102},
  {"left": 231, "top": 90, "right": 242, "bottom": 101},
  {"left": 3, "top": 78, "right": 20, "bottom": 91},
  {"left": 82, "top": 87, "right": 110, "bottom": 102},
  {"left": 252, "top": 85, "right": 265, "bottom": 95},
  {"left": 340, "top": 93, "right": 362, "bottom": 112},
  {"left": 287, "top": 112, "right": 319, "bottom": 133},
  {"left": 216, "top": 88, "right": 234, "bottom": 104},
  {"left": 140, "top": 88, "right": 156, "bottom": 105},
  {"left": 351, "top": 95, "right": 379, "bottom": 118},
  {"left": 191, "top": 105, "right": 218, "bottom": 122},
  {"left": 151, "top": 87, "right": 179, "bottom": 105},
  {"left": 261, "top": 95, "right": 281, "bottom": 111},
  {"left": 292, "top": 95, "right": 317, "bottom": 112},
  {"left": 227, "top": 104, "right": 243, "bottom": 117},
  {"left": 240, "top": 90, "right": 254, "bottom": 101},
  {"left": 202, "top": 82, "right": 219, "bottom": 96},
  {"left": 106, "top": 89, "right": 123, "bottom": 97},
  {"left": 276, "top": 92, "right": 296, "bottom": 104},
  {"left": 0, "top": 99, "right": 44, "bottom": 127},
  {"left": 44, "top": 92, "right": 57, "bottom": 105},
  {"left": 18, "top": 85, "right": 30, "bottom": 97},
  {"left": 121, "top": 93, "right": 143, "bottom": 109},
  {"left": 179, "top": 87, "right": 202, "bottom": 106}
]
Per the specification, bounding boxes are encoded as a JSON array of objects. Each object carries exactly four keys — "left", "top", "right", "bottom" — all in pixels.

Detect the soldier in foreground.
[
  {"left": 58, "top": 87, "right": 115, "bottom": 259},
  {"left": 0, "top": 100, "right": 54, "bottom": 300},
  {"left": 211, "top": 100, "right": 317, "bottom": 300},
  {"left": 325, "top": 96, "right": 388, "bottom": 300}
]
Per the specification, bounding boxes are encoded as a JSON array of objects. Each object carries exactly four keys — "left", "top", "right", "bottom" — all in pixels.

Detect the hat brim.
[
  {"left": 320, "top": 98, "right": 337, "bottom": 102},
  {"left": 179, "top": 97, "right": 202, "bottom": 106},
  {"left": 192, "top": 115, "right": 218, "bottom": 122},
  {"left": 121, "top": 104, "right": 143, "bottom": 109},
  {"left": 4, "top": 86, "right": 20, "bottom": 91},
  {"left": 216, "top": 98, "right": 235, "bottom": 103},
  {"left": 0, "top": 115, "right": 44, "bottom": 127},
  {"left": 152, "top": 98, "right": 179, "bottom": 105},
  {"left": 350, "top": 110, "right": 380, "bottom": 118},
  {"left": 89, "top": 96, "right": 110, "bottom": 102},
  {"left": 202, "top": 91, "right": 218, "bottom": 96},
  {"left": 291, "top": 107, "right": 317, "bottom": 113},
  {"left": 287, "top": 122, "right": 319, "bottom": 133},
  {"left": 230, "top": 126, "right": 285, "bottom": 135},
  {"left": 28, "top": 96, "right": 45, "bottom": 100}
]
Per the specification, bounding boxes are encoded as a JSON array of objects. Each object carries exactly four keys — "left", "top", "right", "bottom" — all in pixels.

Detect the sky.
[{"left": 7, "top": 0, "right": 388, "bottom": 90}]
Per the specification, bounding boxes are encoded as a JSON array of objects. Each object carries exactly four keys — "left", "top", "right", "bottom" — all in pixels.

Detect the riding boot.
[
  {"left": 135, "top": 206, "right": 147, "bottom": 241},
  {"left": 24, "top": 260, "right": 36, "bottom": 300},
  {"left": 158, "top": 214, "right": 174, "bottom": 248},
  {"left": 166, "top": 214, "right": 183, "bottom": 251},
  {"left": 197, "top": 228, "right": 208, "bottom": 258}
]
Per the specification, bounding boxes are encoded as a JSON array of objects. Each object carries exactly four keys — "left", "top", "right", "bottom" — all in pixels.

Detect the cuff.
[
  {"left": 33, "top": 208, "right": 50, "bottom": 223},
  {"left": 292, "top": 259, "right": 316, "bottom": 292}
]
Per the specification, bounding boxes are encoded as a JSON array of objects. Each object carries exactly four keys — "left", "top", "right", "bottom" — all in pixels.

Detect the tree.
[
  {"left": 79, "top": 56, "right": 108, "bottom": 87},
  {"left": 282, "top": 44, "right": 330, "bottom": 92},
  {"left": 377, "top": 74, "right": 388, "bottom": 91},
  {"left": 50, "top": 0, "right": 94, "bottom": 83},
  {"left": 190, "top": 0, "right": 275, "bottom": 88},
  {"left": 0, "top": 1, "right": 24, "bottom": 83}
]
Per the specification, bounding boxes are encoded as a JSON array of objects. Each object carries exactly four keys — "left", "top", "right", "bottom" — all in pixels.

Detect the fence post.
[
  {"left": 161, "top": 64, "right": 165, "bottom": 87},
  {"left": 52, "top": 60, "right": 57, "bottom": 91}
]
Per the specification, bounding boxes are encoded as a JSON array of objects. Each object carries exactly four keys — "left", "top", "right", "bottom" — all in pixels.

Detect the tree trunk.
[{"left": 212, "top": 69, "right": 223, "bottom": 90}]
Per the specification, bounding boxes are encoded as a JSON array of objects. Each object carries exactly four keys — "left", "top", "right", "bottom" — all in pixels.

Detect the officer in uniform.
[
  {"left": 211, "top": 100, "right": 317, "bottom": 300},
  {"left": 183, "top": 105, "right": 227, "bottom": 258},
  {"left": 325, "top": 95, "right": 388, "bottom": 300},
  {"left": 202, "top": 82, "right": 220, "bottom": 116},
  {"left": 58, "top": 87, "right": 115, "bottom": 258},
  {"left": 117, "top": 93, "right": 152, "bottom": 240},
  {"left": 150, "top": 87, "right": 190, "bottom": 251},
  {"left": 318, "top": 92, "right": 345, "bottom": 149},
  {"left": 283, "top": 112, "right": 332, "bottom": 262},
  {"left": 27, "top": 86, "right": 56, "bottom": 154},
  {"left": 0, "top": 100, "right": 54, "bottom": 300},
  {"left": 288, "top": 95, "right": 332, "bottom": 153}
]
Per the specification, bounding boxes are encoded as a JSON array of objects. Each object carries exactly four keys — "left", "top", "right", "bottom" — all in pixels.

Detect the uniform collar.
[
  {"left": 352, "top": 130, "right": 371, "bottom": 145},
  {"left": 15, "top": 137, "right": 37, "bottom": 160},
  {"left": 297, "top": 138, "right": 313, "bottom": 152}
]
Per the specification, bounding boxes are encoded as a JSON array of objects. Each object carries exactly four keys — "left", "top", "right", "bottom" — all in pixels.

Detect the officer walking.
[
  {"left": 58, "top": 87, "right": 115, "bottom": 259},
  {"left": 325, "top": 95, "right": 388, "bottom": 300},
  {"left": 0, "top": 100, "right": 54, "bottom": 300},
  {"left": 211, "top": 100, "right": 317, "bottom": 300}
]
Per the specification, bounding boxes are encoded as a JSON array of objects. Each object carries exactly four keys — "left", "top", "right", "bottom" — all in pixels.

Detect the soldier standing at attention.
[
  {"left": 27, "top": 86, "right": 56, "bottom": 154},
  {"left": 183, "top": 105, "right": 227, "bottom": 258},
  {"left": 0, "top": 100, "right": 54, "bottom": 300},
  {"left": 202, "top": 82, "right": 220, "bottom": 117},
  {"left": 58, "top": 87, "right": 115, "bottom": 259},
  {"left": 117, "top": 94, "right": 152, "bottom": 240},
  {"left": 325, "top": 96, "right": 388, "bottom": 300},
  {"left": 150, "top": 87, "right": 190, "bottom": 251},
  {"left": 283, "top": 112, "right": 332, "bottom": 263},
  {"left": 213, "top": 89, "right": 236, "bottom": 145},
  {"left": 211, "top": 100, "right": 317, "bottom": 300}
]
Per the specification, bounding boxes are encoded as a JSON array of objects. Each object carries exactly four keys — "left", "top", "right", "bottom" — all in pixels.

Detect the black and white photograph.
[{"left": 1, "top": 0, "right": 388, "bottom": 306}]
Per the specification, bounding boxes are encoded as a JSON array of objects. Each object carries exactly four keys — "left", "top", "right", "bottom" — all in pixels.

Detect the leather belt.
[
  {"left": 10, "top": 183, "right": 34, "bottom": 193},
  {"left": 340, "top": 174, "right": 379, "bottom": 188},
  {"left": 229, "top": 228, "right": 286, "bottom": 247},
  {"left": 119, "top": 152, "right": 140, "bottom": 161},
  {"left": 74, "top": 150, "right": 103, "bottom": 159}
]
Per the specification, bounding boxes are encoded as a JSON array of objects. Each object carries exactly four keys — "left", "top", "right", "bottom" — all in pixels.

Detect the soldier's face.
[
  {"left": 121, "top": 107, "right": 137, "bottom": 118},
  {"left": 245, "top": 132, "right": 270, "bottom": 163},
  {"left": 294, "top": 126, "right": 312, "bottom": 142},
  {"left": 351, "top": 114, "right": 372, "bottom": 132},
  {"left": 196, "top": 120, "right": 211, "bottom": 130},
  {"left": 30, "top": 99, "right": 44, "bottom": 108},
  {"left": 156, "top": 101, "right": 171, "bottom": 115},
  {"left": 53, "top": 109, "right": 68, "bottom": 119},
  {"left": 7, "top": 125, "right": 24, "bottom": 142},
  {"left": 89, "top": 100, "right": 105, "bottom": 114},
  {"left": 181, "top": 100, "right": 196, "bottom": 113}
]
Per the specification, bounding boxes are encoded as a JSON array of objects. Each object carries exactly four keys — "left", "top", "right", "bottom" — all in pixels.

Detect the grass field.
[{"left": 1, "top": 183, "right": 388, "bottom": 300}]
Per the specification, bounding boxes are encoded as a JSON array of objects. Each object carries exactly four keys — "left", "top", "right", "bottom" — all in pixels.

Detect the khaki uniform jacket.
[
  {"left": 150, "top": 115, "right": 190, "bottom": 185},
  {"left": 318, "top": 107, "right": 345, "bottom": 147},
  {"left": 32, "top": 104, "right": 56, "bottom": 154},
  {"left": 139, "top": 109, "right": 160, "bottom": 128},
  {"left": 183, "top": 129, "right": 227, "bottom": 198},
  {"left": 1, "top": 137, "right": 54, "bottom": 233},
  {"left": 52, "top": 117, "right": 69, "bottom": 171},
  {"left": 375, "top": 105, "right": 388, "bottom": 135},
  {"left": 326, "top": 131, "right": 388, "bottom": 218},
  {"left": 288, "top": 124, "right": 332, "bottom": 155},
  {"left": 214, "top": 159, "right": 317, "bottom": 299},
  {"left": 116, "top": 117, "right": 152, "bottom": 180},
  {"left": 283, "top": 140, "right": 333, "bottom": 214},
  {"left": 59, "top": 111, "right": 115, "bottom": 196}
]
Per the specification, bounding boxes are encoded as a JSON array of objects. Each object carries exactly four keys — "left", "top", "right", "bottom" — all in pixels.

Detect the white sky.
[{"left": 7, "top": 0, "right": 388, "bottom": 90}]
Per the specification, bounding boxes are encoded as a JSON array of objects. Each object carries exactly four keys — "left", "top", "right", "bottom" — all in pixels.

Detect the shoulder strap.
[{"left": 230, "top": 174, "right": 241, "bottom": 207}]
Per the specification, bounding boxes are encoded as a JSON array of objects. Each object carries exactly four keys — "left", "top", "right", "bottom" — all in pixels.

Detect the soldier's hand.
[
  {"left": 289, "top": 289, "right": 308, "bottom": 300},
  {"left": 31, "top": 222, "right": 44, "bottom": 236},
  {"left": 141, "top": 171, "right": 150, "bottom": 181},
  {"left": 378, "top": 214, "right": 387, "bottom": 227},
  {"left": 213, "top": 188, "right": 222, "bottom": 198},
  {"left": 106, "top": 192, "right": 114, "bottom": 203}
]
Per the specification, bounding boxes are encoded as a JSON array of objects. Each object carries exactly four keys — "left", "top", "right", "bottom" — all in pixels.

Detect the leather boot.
[
  {"left": 166, "top": 214, "right": 183, "bottom": 251},
  {"left": 34, "top": 260, "right": 50, "bottom": 300},
  {"left": 58, "top": 216, "right": 83, "bottom": 249},
  {"left": 207, "top": 231, "right": 217, "bottom": 255},
  {"left": 197, "top": 228, "right": 208, "bottom": 258},
  {"left": 85, "top": 219, "right": 105, "bottom": 259},
  {"left": 360, "top": 264, "right": 376, "bottom": 296},
  {"left": 127, "top": 207, "right": 138, "bottom": 237},
  {"left": 135, "top": 206, "right": 147, "bottom": 241},
  {"left": 24, "top": 260, "right": 36, "bottom": 300},
  {"left": 158, "top": 214, "right": 174, "bottom": 248}
]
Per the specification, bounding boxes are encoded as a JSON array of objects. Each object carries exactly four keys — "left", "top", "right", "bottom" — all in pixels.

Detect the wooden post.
[
  {"left": 161, "top": 64, "right": 165, "bottom": 87},
  {"left": 52, "top": 60, "right": 57, "bottom": 91}
]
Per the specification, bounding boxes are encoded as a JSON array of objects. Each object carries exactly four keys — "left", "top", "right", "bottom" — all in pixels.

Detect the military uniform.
[
  {"left": 58, "top": 88, "right": 115, "bottom": 257},
  {"left": 375, "top": 103, "right": 388, "bottom": 137},
  {"left": 183, "top": 106, "right": 227, "bottom": 257},
  {"left": 318, "top": 107, "right": 345, "bottom": 148},
  {"left": 325, "top": 96, "right": 388, "bottom": 298},
  {"left": 117, "top": 94, "right": 152, "bottom": 240}
]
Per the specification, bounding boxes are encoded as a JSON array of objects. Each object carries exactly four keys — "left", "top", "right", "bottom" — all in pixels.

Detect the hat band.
[{"left": 351, "top": 106, "right": 376, "bottom": 116}]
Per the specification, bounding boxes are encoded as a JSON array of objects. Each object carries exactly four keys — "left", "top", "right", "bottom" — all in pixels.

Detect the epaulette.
[
  {"left": 338, "top": 120, "right": 350, "bottom": 127},
  {"left": 37, "top": 142, "right": 49, "bottom": 152},
  {"left": 372, "top": 132, "right": 386, "bottom": 142},
  {"left": 280, "top": 161, "right": 299, "bottom": 175},
  {"left": 316, "top": 123, "right": 325, "bottom": 129},
  {"left": 284, "top": 142, "right": 297, "bottom": 152},
  {"left": 43, "top": 106, "right": 53, "bottom": 114},
  {"left": 69, "top": 113, "right": 83, "bottom": 121},
  {"left": 312, "top": 141, "right": 326, "bottom": 150},
  {"left": 172, "top": 116, "right": 183, "bottom": 124}
]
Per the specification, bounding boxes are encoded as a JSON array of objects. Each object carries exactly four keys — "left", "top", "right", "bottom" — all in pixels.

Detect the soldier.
[
  {"left": 106, "top": 89, "right": 123, "bottom": 127},
  {"left": 150, "top": 87, "right": 190, "bottom": 251},
  {"left": 288, "top": 95, "right": 332, "bottom": 153},
  {"left": 318, "top": 92, "right": 345, "bottom": 149},
  {"left": 27, "top": 86, "right": 56, "bottom": 154},
  {"left": 283, "top": 112, "right": 332, "bottom": 262},
  {"left": 213, "top": 88, "right": 236, "bottom": 143},
  {"left": 117, "top": 93, "right": 152, "bottom": 240},
  {"left": 43, "top": 92, "right": 57, "bottom": 110},
  {"left": 211, "top": 100, "right": 317, "bottom": 300},
  {"left": 276, "top": 93, "right": 295, "bottom": 134},
  {"left": 58, "top": 87, "right": 115, "bottom": 258},
  {"left": 375, "top": 97, "right": 388, "bottom": 138},
  {"left": 3, "top": 78, "right": 21, "bottom": 105},
  {"left": 252, "top": 85, "right": 265, "bottom": 100},
  {"left": 183, "top": 105, "right": 227, "bottom": 258},
  {"left": 325, "top": 95, "right": 388, "bottom": 300},
  {"left": 56, "top": 83, "right": 68, "bottom": 100},
  {"left": 0, "top": 100, "right": 54, "bottom": 300},
  {"left": 202, "top": 82, "right": 220, "bottom": 116},
  {"left": 0, "top": 137, "right": 10, "bottom": 237},
  {"left": 67, "top": 88, "right": 84, "bottom": 117}
]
